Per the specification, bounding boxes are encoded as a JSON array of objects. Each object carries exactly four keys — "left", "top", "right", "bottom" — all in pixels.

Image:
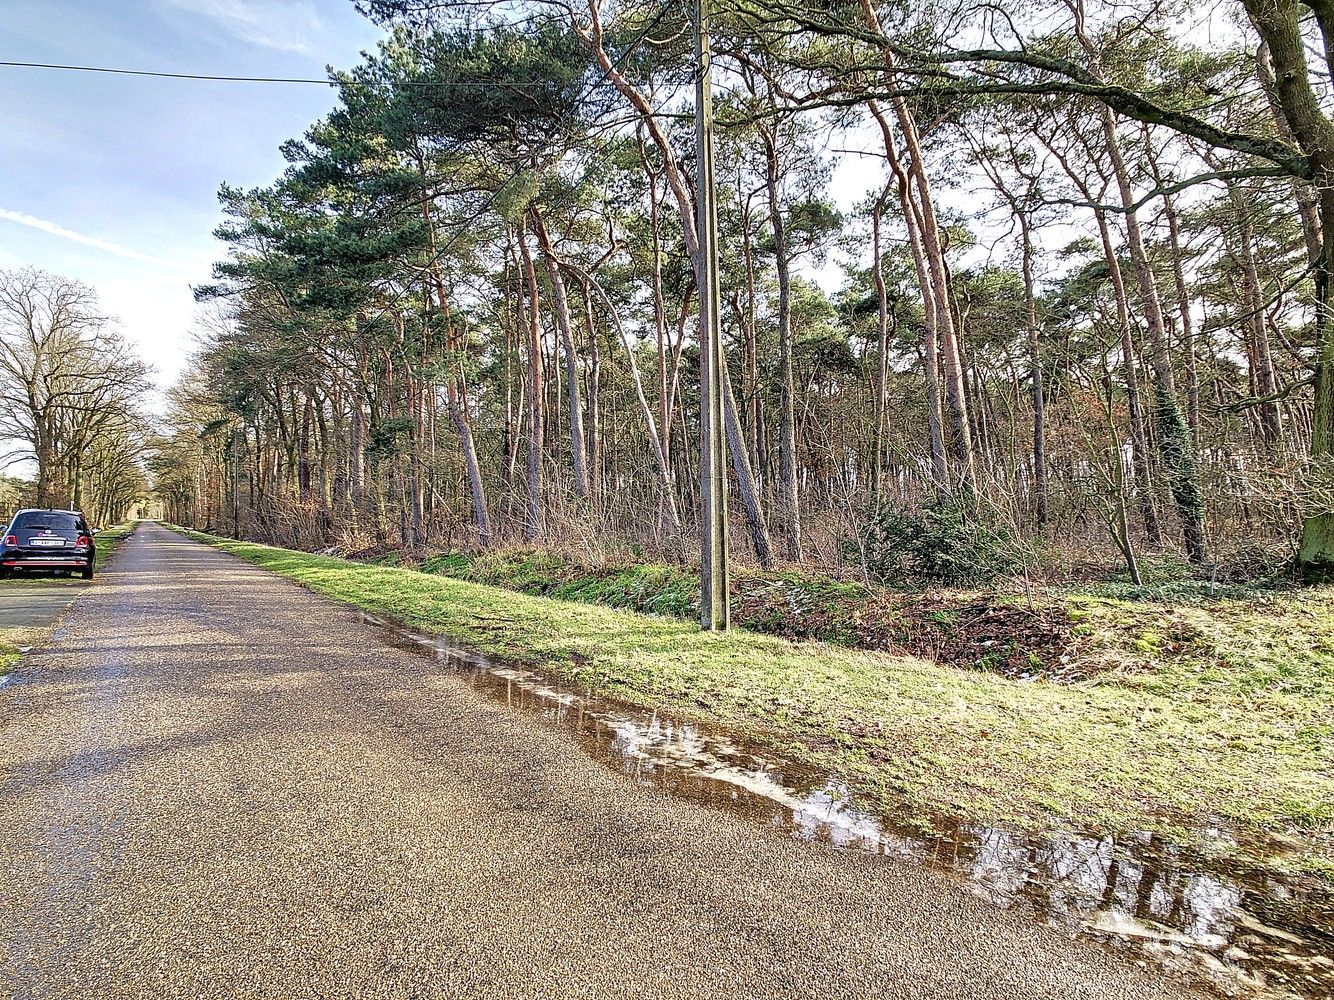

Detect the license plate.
[{"left": 30, "top": 538, "right": 65, "bottom": 546}]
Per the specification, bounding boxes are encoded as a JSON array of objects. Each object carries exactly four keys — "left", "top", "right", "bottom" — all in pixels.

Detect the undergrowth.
[{"left": 409, "top": 548, "right": 1076, "bottom": 680}]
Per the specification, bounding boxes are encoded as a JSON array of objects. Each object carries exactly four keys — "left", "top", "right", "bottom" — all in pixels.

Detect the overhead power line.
[{"left": 0, "top": 59, "right": 549, "bottom": 89}]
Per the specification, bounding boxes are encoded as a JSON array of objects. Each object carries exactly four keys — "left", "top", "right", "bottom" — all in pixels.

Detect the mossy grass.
[
  {"left": 175, "top": 526, "right": 1334, "bottom": 883},
  {"left": 0, "top": 626, "right": 45, "bottom": 675}
]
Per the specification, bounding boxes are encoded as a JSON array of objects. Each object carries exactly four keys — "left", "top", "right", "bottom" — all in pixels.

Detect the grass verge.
[
  {"left": 94, "top": 521, "right": 135, "bottom": 568},
  {"left": 175, "top": 526, "right": 1334, "bottom": 882}
]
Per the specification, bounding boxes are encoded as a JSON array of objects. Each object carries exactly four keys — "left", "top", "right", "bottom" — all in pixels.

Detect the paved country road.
[
  {"left": 1, "top": 523, "right": 1200, "bottom": 1000},
  {"left": 0, "top": 577, "right": 89, "bottom": 629}
]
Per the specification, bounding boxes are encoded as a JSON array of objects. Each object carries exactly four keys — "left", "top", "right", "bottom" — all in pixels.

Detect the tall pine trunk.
[
  {"left": 530, "top": 206, "right": 590, "bottom": 501},
  {"left": 518, "top": 226, "right": 545, "bottom": 542},
  {"left": 760, "top": 120, "right": 801, "bottom": 560},
  {"left": 1101, "top": 109, "right": 1207, "bottom": 563}
]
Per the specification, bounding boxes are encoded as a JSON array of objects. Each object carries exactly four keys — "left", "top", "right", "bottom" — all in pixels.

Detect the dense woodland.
[{"left": 150, "top": 0, "right": 1334, "bottom": 582}]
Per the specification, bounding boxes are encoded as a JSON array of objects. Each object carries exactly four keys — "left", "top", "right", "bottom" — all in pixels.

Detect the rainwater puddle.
[{"left": 365, "top": 612, "right": 1334, "bottom": 1000}]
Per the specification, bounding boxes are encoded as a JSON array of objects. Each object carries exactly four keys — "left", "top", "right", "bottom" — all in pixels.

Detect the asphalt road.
[
  {"left": 0, "top": 577, "right": 89, "bottom": 629},
  {"left": 0, "top": 522, "right": 1201, "bottom": 999}
]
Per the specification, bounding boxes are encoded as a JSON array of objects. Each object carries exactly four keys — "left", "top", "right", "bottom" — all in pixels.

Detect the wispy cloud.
[
  {"left": 158, "top": 0, "right": 325, "bottom": 54},
  {"left": 0, "top": 207, "right": 171, "bottom": 267}
]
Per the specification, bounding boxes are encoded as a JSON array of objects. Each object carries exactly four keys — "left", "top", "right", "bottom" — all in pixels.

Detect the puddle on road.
[{"left": 364, "top": 612, "right": 1334, "bottom": 1000}]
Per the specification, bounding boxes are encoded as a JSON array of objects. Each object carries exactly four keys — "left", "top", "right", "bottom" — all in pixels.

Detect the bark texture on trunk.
[
  {"left": 1241, "top": 0, "right": 1334, "bottom": 573},
  {"left": 530, "top": 207, "right": 590, "bottom": 501},
  {"left": 518, "top": 228, "right": 545, "bottom": 542},
  {"left": 760, "top": 122, "right": 801, "bottom": 560},
  {"left": 1101, "top": 108, "right": 1206, "bottom": 563}
]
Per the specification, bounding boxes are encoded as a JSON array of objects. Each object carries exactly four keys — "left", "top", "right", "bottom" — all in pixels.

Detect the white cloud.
[
  {"left": 158, "top": 0, "right": 325, "bottom": 54},
  {"left": 0, "top": 207, "right": 182, "bottom": 268}
]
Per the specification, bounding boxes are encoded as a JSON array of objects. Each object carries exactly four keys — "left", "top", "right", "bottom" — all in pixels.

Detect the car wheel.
[{"left": 81, "top": 567, "right": 94, "bottom": 580}]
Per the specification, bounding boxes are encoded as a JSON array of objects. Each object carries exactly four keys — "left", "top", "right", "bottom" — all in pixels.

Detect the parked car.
[{"left": 0, "top": 509, "right": 97, "bottom": 579}]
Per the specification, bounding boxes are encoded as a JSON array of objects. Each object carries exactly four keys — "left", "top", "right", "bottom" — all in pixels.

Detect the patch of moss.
[
  {"left": 1135, "top": 629, "right": 1166, "bottom": 654},
  {"left": 551, "top": 565, "right": 699, "bottom": 618},
  {"left": 1282, "top": 797, "right": 1334, "bottom": 829},
  {"left": 1303, "top": 856, "right": 1334, "bottom": 882}
]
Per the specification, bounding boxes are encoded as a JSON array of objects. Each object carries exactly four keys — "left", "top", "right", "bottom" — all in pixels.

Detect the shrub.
[{"left": 846, "top": 500, "right": 1022, "bottom": 587}]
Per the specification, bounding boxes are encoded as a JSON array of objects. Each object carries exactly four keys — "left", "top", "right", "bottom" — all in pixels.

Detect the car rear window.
[{"left": 12, "top": 512, "right": 84, "bottom": 537}]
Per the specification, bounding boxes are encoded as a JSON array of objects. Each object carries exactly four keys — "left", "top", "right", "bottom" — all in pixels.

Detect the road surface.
[
  {"left": 0, "top": 576, "right": 89, "bottom": 629},
  {"left": 1, "top": 522, "right": 1199, "bottom": 999}
]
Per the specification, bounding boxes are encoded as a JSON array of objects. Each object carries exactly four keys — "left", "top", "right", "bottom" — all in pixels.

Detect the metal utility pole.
[{"left": 695, "top": 0, "right": 729, "bottom": 630}]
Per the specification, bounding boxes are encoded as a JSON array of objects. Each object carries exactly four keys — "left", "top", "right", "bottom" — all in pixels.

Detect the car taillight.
[
  {"left": 77, "top": 535, "right": 90, "bottom": 547},
  {"left": 3, "top": 535, "right": 15, "bottom": 547}
]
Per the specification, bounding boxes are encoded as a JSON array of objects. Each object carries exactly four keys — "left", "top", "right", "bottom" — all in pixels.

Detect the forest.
[
  {"left": 4, "top": 3, "right": 1334, "bottom": 980},
  {"left": 149, "top": 0, "right": 1334, "bottom": 590}
]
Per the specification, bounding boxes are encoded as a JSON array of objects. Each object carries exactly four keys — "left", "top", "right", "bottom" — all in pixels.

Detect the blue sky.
[{"left": 0, "top": 0, "right": 386, "bottom": 391}]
